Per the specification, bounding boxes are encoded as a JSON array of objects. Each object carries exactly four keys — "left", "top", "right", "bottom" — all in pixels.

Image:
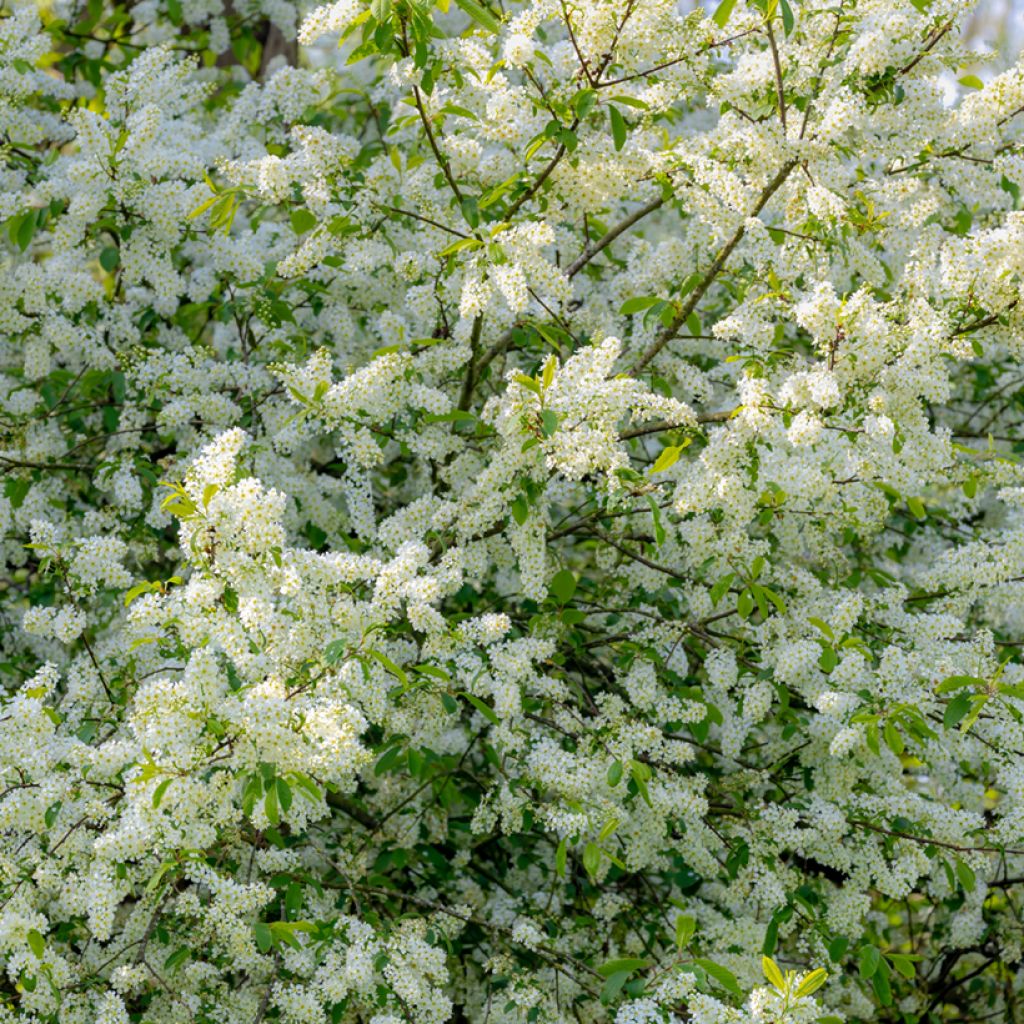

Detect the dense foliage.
[{"left": 3, "top": 0, "right": 1024, "bottom": 1021}]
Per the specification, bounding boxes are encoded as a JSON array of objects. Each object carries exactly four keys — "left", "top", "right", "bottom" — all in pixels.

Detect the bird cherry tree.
[{"left": 2, "top": 0, "right": 1024, "bottom": 1021}]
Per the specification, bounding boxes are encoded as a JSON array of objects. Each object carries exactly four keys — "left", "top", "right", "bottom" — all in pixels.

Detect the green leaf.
[
  {"left": 960, "top": 693, "right": 989, "bottom": 733},
  {"left": 254, "top": 922, "right": 273, "bottom": 953},
  {"left": 460, "top": 195, "right": 480, "bottom": 227},
  {"left": 794, "top": 967, "right": 827, "bottom": 998},
  {"left": 144, "top": 860, "right": 175, "bottom": 895},
  {"left": 858, "top": 945, "right": 880, "bottom": 979},
  {"left": 943, "top": 692, "right": 973, "bottom": 730},
  {"left": 629, "top": 759, "right": 653, "bottom": 807},
  {"left": 540, "top": 354, "right": 557, "bottom": 389},
  {"left": 762, "top": 955, "right": 786, "bottom": 992},
  {"left": 290, "top": 208, "right": 318, "bottom": 234},
  {"left": 650, "top": 443, "right": 688, "bottom": 474},
  {"left": 818, "top": 645, "right": 837, "bottom": 673},
  {"left": 694, "top": 958, "right": 742, "bottom": 997},
  {"left": 555, "top": 836, "right": 568, "bottom": 877},
  {"left": 99, "top": 246, "right": 120, "bottom": 272},
  {"left": 438, "top": 236, "right": 484, "bottom": 257},
  {"left": 712, "top": 0, "right": 738, "bottom": 28},
  {"left": 827, "top": 936, "right": 848, "bottom": 963},
  {"left": 15, "top": 209, "right": 37, "bottom": 252},
  {"left": 324, "top": 639, "right": 348, "bottom": 665},
  {"left": 600, "top": 969, "right": 631, "bottom": 1004},
  {"left": 514, "top": 371, "right": 541, "bottom": 395},
  {"left": 460, "top": 691, "right": 500, "bottom": 725},
  {"left": 271, "top": 919, "right": 312, "bottom": 947},
  {"left": 550, "top": 569, "right": 577, "bottom": 604},
  {"left": 368, "top": 649, "right": 408, "bottom": 685},
  {"left": 865, "top": 721, "right": 880, "bottom": 756},
  {"left": 675, "top": 914, "right": 696, "bottom": 950},
  {"left": 937, "top": 675, "right": 982, "bottom": 693},
  {"left": 887, "top": 953, "right": 919, "bottom": 980},
  {"left": 608, "top": 94, "right": 649, "bottom": 109},
  {"left": 164, "top": 947, "right": 191, "bottom": 972},
  {"left": 510, "top": 494, "right": 529, "bottom": 525},
  {"left": 597, "top": 957, "right": 650, "bottom": 978},
  {"left": 541, "top": 409, "right": 559, "bottom": 437},
  {"left": 27, "top": 930, "right": 44, "bottom": 959},
  {"left": 375, "top": 744, "right": 404, "bottom": 775},
  {"left": 574, "top": 88, "right": 597, "bottom": 120},
  {"left": 958, "top": 74, "right": 984, "bottom": 90},
  {"left": 808, "top": 617, "right": 833, "bottom": 640},
  {"left": 883, "top": 720, "right": 904, "bottom": 756},
  {"left": 4, "top": 478, "right": 30, "bottom": 509},
  {"left": 906, "top": 496, "right": 926, "bottom": 520},
  {"left": 955, "top": 858, "right": 976, "bottom": 892},
  {"left": 872, "top": 963, "right": 892, "bottom": 1005},
  {"left": 710, "top": 573, "right": 734, "bottom": 606},
  {"left": 264, "top": 784, "right": 280, "bottom": 826},
  {"left": 620, "top": 296, "right": 661, "bottom": 316},
  {"left": 276, "top": 777, "right": 293, "bottom": 813},
  {"left": 439, "top": 103, "right": 479, "bottom": 121},
  {"left": 123, "top": 581, "right": 154, "bottom": 607},
  {"left": 453, "top": 0, "right": 500, "bottom": 32},
  {"left": 210, "top": 193, "right": 239, "bottom": 234},
  {"left": 290, "top": 772, "right": 322, "bottom": 804},
  {"left": 609, "top": 105, "right": 627, "bottom": 151},
  {"left": 778, "top": 0, "right": 794, "bottom": 34},
  {"left": 412, "top": 663, "right": 451, "bottom": 681},
  {"left": 607, "top": 760, "right": 623, "bottom": 787},
  {"left": 152, "top": 778, "right": 173, "bottom": 808}
]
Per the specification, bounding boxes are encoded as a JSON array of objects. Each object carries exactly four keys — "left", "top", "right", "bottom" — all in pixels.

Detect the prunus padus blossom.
[{"left": 2, "top": 0, "right": 1024, "bottom": 1021}]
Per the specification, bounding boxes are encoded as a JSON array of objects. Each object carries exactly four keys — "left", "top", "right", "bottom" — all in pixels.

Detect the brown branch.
[
  {"left": 848, "top": 818, "right": 1024, "bottom": 857},
  {"left": 765, "top": 20, "right": 787, "bottom": 130},
  {"left": 566, "top": 197, "right": 664, "bottom": 277},
  {"left": 628, "top": 159, "right": 797, "bottom": 374},
  {"left": 411, "top": 84, "right": 464, "bottom": 204},
  {"left": 899, "top": 17, "right": 954, "bottom": 77}
]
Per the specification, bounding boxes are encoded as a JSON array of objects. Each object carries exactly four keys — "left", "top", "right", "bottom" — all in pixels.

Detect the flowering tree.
[{"left": 2, "top": 0, "right": 1024, "bottom": 1020}]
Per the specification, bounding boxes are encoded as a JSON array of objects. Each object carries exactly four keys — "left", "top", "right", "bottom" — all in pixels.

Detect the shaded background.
[{"left": 965, "top": 0, "right": 1024, "bottom": 65}]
